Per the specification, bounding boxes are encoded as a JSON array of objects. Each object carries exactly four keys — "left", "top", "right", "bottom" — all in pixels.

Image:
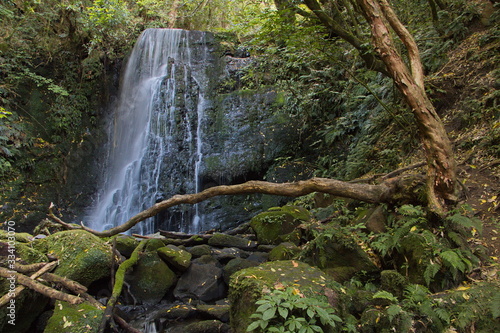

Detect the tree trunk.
[{"left": 356, "top": 0, "right": 457, "bottom": 213}]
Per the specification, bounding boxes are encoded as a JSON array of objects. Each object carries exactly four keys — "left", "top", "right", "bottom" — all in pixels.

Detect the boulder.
[
  {"left": 208, "top": 233, "right": 257, "bottom": 250},
  {"left": 158, "top": 245, "right": 192, "bottom": 271},
  {"left": 268, "top": 242, "right": 301, "bottom": 261},
  {"left": 126, "top": 251, "right": 176, "bottom": 304},
  {"left": 188, "top": 244, "right": 212, "bottom": 258},
  {"left": 174, "top": 262, "right": 226, "bottom": 302},
  {"left": 113, "top": 234, "right": 139, "bottom": 257},
  {"left": 196, "top": 304, "right": 231, "bottom": 322},
  {"left": 44, "top": 300, "right": 104, "bottom": 333},
  {"left": 249, "top": 205, "right": 310, "bottom": 245},
  {"left": 32, "top": 230, "right": 113, "bottom": 287},
  {"left": 168, "top": 320, "right": 230, "bottom": 333},
  {"left": 229, "top": 260, "right": 336, "bottom": 333},
  {"left": 222, "top": 258, "right": 259, "bottom": 284}
]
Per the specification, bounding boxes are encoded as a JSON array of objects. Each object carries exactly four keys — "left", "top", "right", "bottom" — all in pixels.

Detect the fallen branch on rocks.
[
  {"left": 0, "top": 261, "right": 58, "bottom": 307},
  {"left": 50, "top": 176, "right": 409, "bottom": 237},
  {"left": 0, "top": 267, "right": 83, "bottom": 305}
]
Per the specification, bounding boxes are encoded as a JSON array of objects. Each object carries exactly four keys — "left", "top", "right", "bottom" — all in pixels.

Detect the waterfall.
[{"left": 87, "top": 29, "right": 211, "bottom": 234}]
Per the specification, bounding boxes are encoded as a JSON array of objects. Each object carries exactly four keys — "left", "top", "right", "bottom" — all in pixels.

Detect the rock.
[
  {"left": 188, "top": 244, "right": 212, "bottom": 257},
  {"left": 246, "top": 251, "right": 269, "bottom": 263},
  {"left": 196, "top": 304, "right": 231, "bottom": 322},
  {"left": 145, "top": 238, "right": 166, "bottom": 251},
  {"left": 380, "top": 270, "right": 409, "bottom": 299},
  {"left": 127, "top": 251, "right": 176, "bottom": 304},
  {"left": 212, "top": 247, "right": 246, "bottom": 263},
  {"left": 44, "top": 300, "right": 104, "bottom": 333},
  {"left": 249, "top": 205, "right": 310, "bottom": 245},
  {"left": 268, "top": 242, "right": 301, "bottom": 261},
  {"left": 301, "top": 229, "right": 379, "bottom": 283},
  {"left": 168, "top": 320, "right": 230, "bottom": 333},
  {"left": 32, "top": 230, "right": 113, "bottom": 287},
  {"left": 208, "top": 233, "right": 257, "bottom": 250},
  {"left": 362, "top": 205, "right": 387, "bottom": 234},
  {"left": 114, "top": 234, "right": 139, "bottom": 257},
  {"left": 158, "top": 245, "right": 192, "bottom": 271},
  {"left": 174, "top": 262, "right": 226, "bottom": 302},
  {"left": 229, "top": 260, "right": 335, "bottom": 333},
  {"left": 222, "top": 258, "right": 260, "bottom": 284},
  {"left": 165, "top": 303, "right": 197, "bottom": 320},
  {"left": 0, "top": 230, "right": 33, "bottom": 242}
]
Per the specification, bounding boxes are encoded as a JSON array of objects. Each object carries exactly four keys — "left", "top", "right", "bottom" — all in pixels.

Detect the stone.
[
  {"left": 32, "top": 230, "right": 113, "bottom": 286},
  {"left": 174, "top": 262, "right": 226, "bottom": 302},
  {"left": 222, "top": 257, "right": 259, "bottom": 285},
  {"left": 44, "top": 300, "right": 103, "bottom": 333},
  {"left": 196, "top": 304, "right": 231, "bottom": 322},
  {"left": 229, "top": 260, "right": 335, "bottom": 333},
  {"left": 268, "top": 242, "right": 301, "bottom": 261},
  {"left": 249, "top": 205, "right": 310, "bottom": 245},
  {"left": 113, "top": 234, "right": 139, "bottom": 257},
  {"left": 208, "top": 233, "right": 257, "bottom": 250},
  {"left": 126, "top": 251, "right": 176, "bottom": 304},
  {"left": 188, "top": 244, "right": 212, "bottom": 257},
  {"left": 168, "top": 320, "right": 230, "bottom": 333},
  {"left": 157, "top": 245, "right": 192, "bottom": 271}
]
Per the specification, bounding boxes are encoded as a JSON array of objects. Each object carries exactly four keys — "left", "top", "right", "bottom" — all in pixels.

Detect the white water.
[{"left": 87, "top": 29, "right": 211, "bottom": 234}]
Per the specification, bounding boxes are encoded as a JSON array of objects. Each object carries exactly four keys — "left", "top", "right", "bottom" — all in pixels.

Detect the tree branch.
[{"left": 74, "top": 177, "right": 394, "bottom": 237}]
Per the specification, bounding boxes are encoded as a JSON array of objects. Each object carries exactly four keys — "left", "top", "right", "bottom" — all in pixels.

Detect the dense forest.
[{"left": 0, "top": 0, "right": 499, "bottom": 332}]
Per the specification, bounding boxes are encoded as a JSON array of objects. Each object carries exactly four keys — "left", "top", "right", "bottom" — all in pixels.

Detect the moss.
[
  {"left": 32, "top": 230, "right": 113, "bottom": 286},
  {"left": 145, "top": 238, "right": 166, "bottom": 251},
  {"left": 229, "top": 260, "right": 337, "bottom": 333},
  {"left": 208, "top": 233, "right": 256, "bottom": 250},
  {"left": 268, "top": 242, "right": 300, "bottom": 261},
  {"left": 0, "top": 231, "right": 33, "bottom": 242},
  {"left": 127, "top": 251, "right": 176, "bottom": 304},
  {"left": 44, "top": 301, "right": 104, "bottom": 333},
  {"left": 157, "top": 245, "right": 192, "bottom": 271},
  {"left": 249, "top": 205, "right": 311, "bottom": 245},
  {"left": 113, "top": 234, "right": 139, "bottom": 257},
  {"left": 188, "top": 244, "right": 212, "bottom": 257},
  {"left": 380, "top": 270, "right": 409, "bottom": 299}
]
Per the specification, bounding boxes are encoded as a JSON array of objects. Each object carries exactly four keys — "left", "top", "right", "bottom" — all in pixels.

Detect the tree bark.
[{"left": 356, "top": 0, "right": 457, "bottom": 213}]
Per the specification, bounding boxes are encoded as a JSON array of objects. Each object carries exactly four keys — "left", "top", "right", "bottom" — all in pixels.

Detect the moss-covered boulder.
[
  {"left": 32, "top": 230, "right": 113, "bottom": 286},
  {"left": 44, "top": 300, "right": 104, "bottom": 333},
  {"left": 126, "top": 251, "right": 176, "bottom": 304},
  {"left": 0, "top": 241, "right": 49, "bottom": 333},
  {"left": 301, "top": 228, "right": 379, "bottom": 282},
  {"left": 229, "top": 260, "right": 335, "bottom": 333},
  {"left": 158, "top": 245, "right": 192, "bottom": 271},
  {"left": 208, "top": 233, "right": 257, "bottom": 250},
  {"left": 268, "top": 242, "right": 301, "bottom": 261},
  {"left": 249, "top": 206, "right": 310, "bottom": 245},
  {"left": 0, "top": 230, "right": 33, "bottom": 243},
  {"left": 222, "top": 257, "right": 259, "bottom": 284},
  {"left": 113, "top": 234, "right": 139, "bottom": 257},
  {"left": 188, "top": 244, "right": 212, "bottom": 258}
]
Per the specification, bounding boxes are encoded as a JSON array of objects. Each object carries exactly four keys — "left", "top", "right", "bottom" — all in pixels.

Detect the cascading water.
[{"left": 87, "top": 29, "right": 211, "bottom": 234}]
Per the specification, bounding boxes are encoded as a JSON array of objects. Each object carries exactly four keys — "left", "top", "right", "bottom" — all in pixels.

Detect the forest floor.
[{"left": 433, "top": 27, "right": 500, "bottom": 268}]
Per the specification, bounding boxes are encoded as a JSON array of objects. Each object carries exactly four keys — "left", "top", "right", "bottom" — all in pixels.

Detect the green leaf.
[
  {"left": 278, "top": 306, "right": 289, "bottom": 319},
  {"left": 424, "top": 262, "right": 441, "bottom": 285},
  {"left": 373, "top": 290, "right": 398, "bottom": 303},
  {"left": 262, "top": 307, "right": 277, "bottom": 321},
  {"left": 246, "top": 321, "right": 260, "bottom": 332},
  {"left": 386, "top": 304, "right": 402, "bottom": 322}
]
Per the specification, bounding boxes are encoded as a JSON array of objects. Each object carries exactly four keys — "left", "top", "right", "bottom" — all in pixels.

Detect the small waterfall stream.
[{"left": 87, "top": 29, "right": 211, "bottom": 234}]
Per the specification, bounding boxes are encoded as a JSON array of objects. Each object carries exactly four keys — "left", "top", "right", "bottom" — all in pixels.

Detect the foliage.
[{"left": 246, "top": 287, "right": 341, "bottom": 333}]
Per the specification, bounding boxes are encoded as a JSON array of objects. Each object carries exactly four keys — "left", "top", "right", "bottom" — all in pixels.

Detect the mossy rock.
[
  {"left": 380, "top": 270, "right": 409, "bottom": 299},
  {"left": 127, "top": 251, "right": 176, "bottom": 304},
  {"left": 32, "top": 230, "right": 113, "bottom": 286},
  {"left": 229, "top": 260, "right": 335, "bottom": 333},
  {"left": 44, "top": 300, "right": 104, "bottom": 333},
  {"left": 249, "top": 205, "right": 310, "bottom": 245},
  {"left": 302, "top": 231, "right": 379, "bottom": 282},
  {"left": 113, "top": 234, "right": 139, "bottom": 257},
  {"left": 0, "top": 241, "right": 49, "bottom": 333},
  {"left": 158, "top": 245, "right": 192, "bottom": 271},
  {"left": 208, "top": 233, "right": 257, "bottom": 250},
  {"left": 145, "top": 238, "right": 166, "bottom": 251},
  {"left": 188, "top": 244, "right": 212, "bottom": 257},
  {"left": 222, "top": 257, "right": 259, "bottom": 284},
  {"left": 268, "top": 242, "right": 301, "bottom": 261},
  {"left": 0, "top": 230, "right": 33, "bottom": 243}
]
